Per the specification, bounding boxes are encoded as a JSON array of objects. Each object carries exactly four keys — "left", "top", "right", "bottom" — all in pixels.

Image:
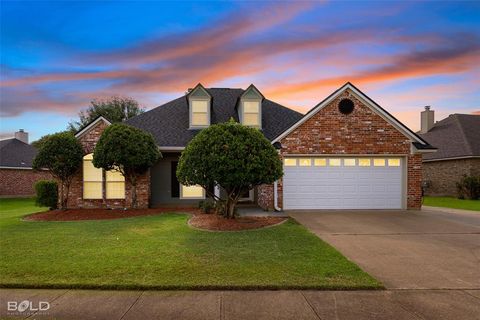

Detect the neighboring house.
[
  {"left": 418, "top": 108, "right": 480, "bottom": 196},
  {"left": 68, "top": 82, "right": 434, "bottom": 210},
  {"left": 0, "top": 130, "right": 52, "bottom": 197}
]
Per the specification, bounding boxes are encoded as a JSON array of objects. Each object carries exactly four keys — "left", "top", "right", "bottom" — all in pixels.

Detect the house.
[
  {"left": 0, "top": 130, "right": 52, "bottom": 197},
  {"left": 68, "top": 82, "right": 434, "bottom": 210},
  {"left": 418, "top": 108, "right": 480, "bottom": 196}
]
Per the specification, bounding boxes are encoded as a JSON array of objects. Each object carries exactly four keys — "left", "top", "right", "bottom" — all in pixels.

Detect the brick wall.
[
  {"left": 257, "top": 88, "right": 423, "bottom": 210},
  {"left": 423, "top": 158, "right": 480, "bottom": 196},
  {"left": 0, "top": 168, "right": 52, "bottom": 197},
  {"left": 67, "top": 120, "right": 150, "bottom": 209}
]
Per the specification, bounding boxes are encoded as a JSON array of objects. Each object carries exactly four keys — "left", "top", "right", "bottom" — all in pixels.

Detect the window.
[
  {"left": 388, "top": 158, "right": 401, "bottom": 167},
  {"left": 374, "top": 158, "right": 386, "bottom": 166},
  {"left": 359, "top": 158, "right": 371, "bottom": 167},
  {"left": 190, "top": 100, "right": 209, "bottom": 127},
  {"left": 314, "top": 158, "right": 326, "bottom": 166},
  {"left": 106, "top": 168, "right": 125, "bottom": 199},
  {"left": 344, "top": 159, "right": 356, "bottom": 166},
  {"left": 284, "top": 158, "right": 297, "bottom": 166},
  {"left": 329, "top": 158, "right": 341, "bottom": 166},
  {"left": 299, "top": 158, "right": 311, "bottom": 166},
  {"left": 180, "top": 184, "right": 205, "bottom": 199},
  {"left": 242, "top": 101, "right": 260, "bottom": 127},
  {"left": 83, "top": 154, "right": 103, "bottom": 199}
]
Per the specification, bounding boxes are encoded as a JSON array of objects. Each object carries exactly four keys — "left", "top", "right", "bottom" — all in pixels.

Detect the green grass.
[
  {"left": 0, "top": 198, "right": 382, "bottom": 290},
  {"left": 424, "top": 196, "right": 480, "bottom": 211}
]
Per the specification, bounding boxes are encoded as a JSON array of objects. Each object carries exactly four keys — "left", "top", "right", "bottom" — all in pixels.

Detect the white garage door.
[{"left": 283, "top": 157, "right": 404, "bottom": 210}]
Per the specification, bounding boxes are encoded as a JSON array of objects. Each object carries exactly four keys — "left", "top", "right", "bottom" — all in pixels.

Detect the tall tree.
[
  {"left": 177, "top": 120, "right": 283, "bottom": 218},
  {"left": 33, "top": 132, "right": 84, "bottom": 209},
  {"left": 93, "top": 123, "right": 161, "bottom": 208},
  {"left": 68, "top": 96, "right": 145, "bottom": 132}
]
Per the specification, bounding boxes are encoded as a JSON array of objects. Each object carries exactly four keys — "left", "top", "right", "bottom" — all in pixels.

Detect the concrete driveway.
[{"left": 289, "top": 208, "right": 480, "bottom": 289}]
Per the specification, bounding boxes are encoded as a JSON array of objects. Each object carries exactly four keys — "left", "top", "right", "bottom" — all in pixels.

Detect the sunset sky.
[{"left": 1, "top": 1, "right": 479, "bottom": 141}]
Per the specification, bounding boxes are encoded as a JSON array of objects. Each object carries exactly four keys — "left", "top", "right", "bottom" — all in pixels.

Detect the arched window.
[{"left": 83, "top": 154, "right": 103, "bottom": 199}]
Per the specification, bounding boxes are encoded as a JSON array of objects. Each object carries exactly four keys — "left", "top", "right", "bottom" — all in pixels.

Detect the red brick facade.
[
  {"left": 257, "top": 88, "right": 423, "bottom": 210},
  {"left": 67, "top": 120, "right": 150, "bottom": 209},
  {"left": 0, "top": 168, "right": 52, "bottom": 197},
  {"left": 423, "top": 158, "right": 480, "bottom": 196}
]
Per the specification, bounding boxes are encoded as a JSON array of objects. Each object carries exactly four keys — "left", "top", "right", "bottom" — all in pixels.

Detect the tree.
[
  {"left": 68, "top": 96, "right": 145, "bottom": 132},
  {"left": 31, "top": 131, "right": 69, "bottom": 149},
  {"left": 177, "top": 120, "right": 283, "bottom": 218},
  {"left": 93, "top": 123, "right": 161, "bottom": 208},
  {"left": 33, "top": 132, "right": 84, "bottom": 209}
]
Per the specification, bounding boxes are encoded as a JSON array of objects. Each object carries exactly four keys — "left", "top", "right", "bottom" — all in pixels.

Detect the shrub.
[
  {"left": 35, "top": 180, "right": 58, "bottom": 209},
  {"left": 198, "top": 200, "right": 215, "bottom": 214},
  {"left": 456, "top": 175, "right": 480, "bottom": 200}
]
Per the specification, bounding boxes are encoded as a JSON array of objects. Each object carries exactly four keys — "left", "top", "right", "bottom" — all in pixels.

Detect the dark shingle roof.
[
  {"left": 0, "top": 138, "right": 38, "bottom": 168},
  {"left": 126, "top": 88, "right": 303, "bottom": 147},
  {"left": 419, "top": 114, "right": 480, "bottom": 161}
]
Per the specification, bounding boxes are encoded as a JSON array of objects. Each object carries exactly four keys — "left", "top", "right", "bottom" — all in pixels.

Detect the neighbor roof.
[
  {"left": 419, "top": 114, "right": 480, "bottom": 161},
  {"left": 0, "top": 138, "right": 38, "bottom": 168},
  {"left": 126, "top": 87, "right": 303, "bottom": 148}
]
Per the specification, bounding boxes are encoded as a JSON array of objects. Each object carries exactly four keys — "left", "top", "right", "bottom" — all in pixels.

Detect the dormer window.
[
  {"left": 239, "top": 84, "right": 263, "bottom": 128},
  {"left": 188, "top": 83, "right": 211, "bottom": 129},
  {"left": 191, "top": 100, "right": 209, "bottom": 127},
  {"left": 242, "top": 101, "right": 260, "bottom": 127}
]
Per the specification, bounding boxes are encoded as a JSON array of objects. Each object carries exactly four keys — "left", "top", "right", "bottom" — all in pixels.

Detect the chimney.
[
  {"left": 420, "top": 106, "right": 434, "bottom": 133},
  {"left": 14, "top": 129, "right": 28, "bottom": 144}
]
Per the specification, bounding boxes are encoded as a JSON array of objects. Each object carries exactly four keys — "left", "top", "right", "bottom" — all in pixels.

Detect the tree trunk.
[
  {"left": 225, "top": 197, "right": 236, "bottom": 219},
  {"left": 131, "top": 177, "right": 138, "bottom": 209},
  {"left": 63, "top": 181, "right": 71, "bottom": 210},
  {"left": 59, "top": 181, "right": 66, "bottom": 210}
]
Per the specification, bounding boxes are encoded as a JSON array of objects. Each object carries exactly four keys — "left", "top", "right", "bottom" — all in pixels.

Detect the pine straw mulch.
[
  {"left": 24, "top": 207, "right": 199, "bottom": 222},
  {"left": 189, "top": 213, "right": 287, "bottom": 231}
]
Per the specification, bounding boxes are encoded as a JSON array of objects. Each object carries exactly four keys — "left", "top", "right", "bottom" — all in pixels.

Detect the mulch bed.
[
  {"left": 25, "top": 207, "right": 199, "bottom": 221},
  {"left": 189, "top": 213, "right": 287, "bottom": 231}
]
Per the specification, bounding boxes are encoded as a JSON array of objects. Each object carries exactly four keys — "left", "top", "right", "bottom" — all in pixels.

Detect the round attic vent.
[{"left": 338, "top": 98, "right": 355, "bottom": 115}]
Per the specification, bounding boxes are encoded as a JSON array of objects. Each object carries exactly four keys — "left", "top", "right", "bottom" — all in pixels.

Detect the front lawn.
[
  {"left": 0, "top": 198, "right": 381, "bottom": 290},
  {"left": 423, "top": 196, "right": 480, "bottom": 211}
]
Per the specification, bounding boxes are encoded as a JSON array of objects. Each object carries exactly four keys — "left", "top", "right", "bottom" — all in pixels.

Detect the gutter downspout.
[{"left": 274, "top": 180, "right": 281, "bottom": 212}]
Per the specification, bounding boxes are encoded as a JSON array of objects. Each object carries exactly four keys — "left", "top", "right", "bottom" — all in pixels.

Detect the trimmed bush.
[
  {"left": 35, "top": 180, "right": 58, "bottom": 209},
  {"left": 456, "top": 175, "right": 480, "bottom": 200}
]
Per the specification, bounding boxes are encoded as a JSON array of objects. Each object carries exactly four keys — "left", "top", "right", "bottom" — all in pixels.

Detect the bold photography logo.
[{"left": 7, "top": 300, "right": 50, "bottom": 313}]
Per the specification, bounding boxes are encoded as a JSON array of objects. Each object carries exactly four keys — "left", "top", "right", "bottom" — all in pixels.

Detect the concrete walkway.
[{"left": 1, "top": 288, "right": 479, "bottom": 320}]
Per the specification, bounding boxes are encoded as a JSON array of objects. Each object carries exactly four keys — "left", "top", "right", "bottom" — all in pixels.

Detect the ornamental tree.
[
  {"left": 177, "top": 119, "right": 283, "bottom": 218},
  {"left": 93, "top": 123, "right": 161, "bottom": 208},
  {"left": 33, "top": 132, "right": 83, "bottom": 209}
]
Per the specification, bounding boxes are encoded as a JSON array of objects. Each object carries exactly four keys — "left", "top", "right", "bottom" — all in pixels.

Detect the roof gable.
[
  {"left": 272, "top": 82, "right": 431, "bottom": 148},
  {"left": 74, "top": 116, "right": 111, "bottom": 139},
  {"left": 240, "top": 84, "right": 264, "bottom": 100}
]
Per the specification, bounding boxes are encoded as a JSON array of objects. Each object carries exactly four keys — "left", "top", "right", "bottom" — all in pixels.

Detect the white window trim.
[
  {"left": 189, "top": 97, "right": 211, "bottom": 129},
  {"left": 240, "top": 99, "right": 262, "bottom": 128},
  {"left": 179, "top": 184, "right": 206, "bottom": 200}
]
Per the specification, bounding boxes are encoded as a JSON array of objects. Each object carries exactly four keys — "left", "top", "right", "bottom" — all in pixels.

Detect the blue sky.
[{"left": 1, "top": 1, "right": 479, "bottom": 141}]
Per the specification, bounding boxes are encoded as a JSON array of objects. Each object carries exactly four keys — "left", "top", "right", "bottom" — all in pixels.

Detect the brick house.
[
  {"left": 419, "top": 108, "right": 480, "bottom": 196},
  {"left": 70, "top": 83, "right": 434, "bottom": 210},
  {"left": 0, "top": 130, "right": 52, "bottom": 197}
]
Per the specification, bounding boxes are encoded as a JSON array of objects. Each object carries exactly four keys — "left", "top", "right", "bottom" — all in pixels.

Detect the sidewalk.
[{"left": 1, "top": 289, "right": 479, "bottom": 319}]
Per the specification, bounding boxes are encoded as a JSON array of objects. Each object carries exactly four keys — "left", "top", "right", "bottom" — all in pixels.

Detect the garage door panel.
[{"left": 283, "top": 157, "right": 403, "bottom": 210}]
